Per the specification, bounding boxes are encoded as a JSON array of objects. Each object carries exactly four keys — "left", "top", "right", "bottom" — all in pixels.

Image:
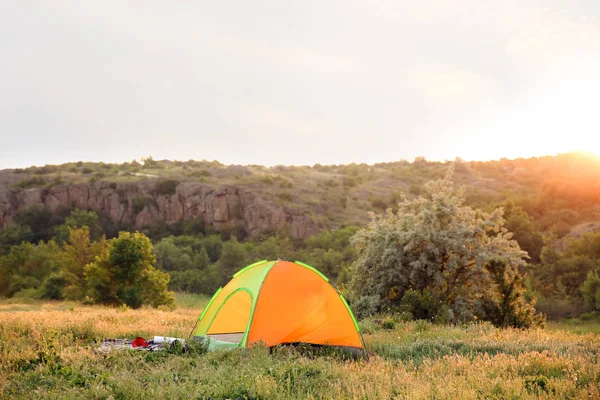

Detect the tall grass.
[{"left": 1, "top": 304, "right": 599, "bottom": 399}]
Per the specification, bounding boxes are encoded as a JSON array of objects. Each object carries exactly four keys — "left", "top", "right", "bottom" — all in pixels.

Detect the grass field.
[{"left": 1, "top": 297, "right": 599, "bottom": 399}]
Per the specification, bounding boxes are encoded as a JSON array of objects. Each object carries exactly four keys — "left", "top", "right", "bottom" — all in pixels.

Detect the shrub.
[
  {"left": 535, "top": 295, "right": 583, "bottom": 319},
  {"left": 42, "top": 273, "right": 66, "bottom": 300},
  {"left": 133, "top": 198, "right": 154, "bottom": 214},
  {"left": 33, "top": 165, "right": 58, "bottom": 175},
  {"left": 351, "top": 295, "right": 380, "bottom": 319},
  {"left": 357, "top": 318, "right": 380, "bottom": 334},
  {"left": 399, "top": 289, "right": 452, "bottom": 323},
  {"left": 142, "top": 156, "right": 158, "bottom": 169},
  {"left": 15, "top": 177, "right": 47, "bottom": 188},
  {"left": 154, "top": 179, "right": 179, "bottom": 196},
  {"left": 260, "top": 176, "right": 275, "bottom": 185},
  {"left": 381, "top": 317, "right": 396, "bottom": 329},
  {"left": 409, "top": 183, "right": 422, "bottom": 195},
  {"left": 581, "top": 270, "right": 600, "bottom": 311},
  {"left": 186, "top": 170, "right": 211, "bottom": 180},
  {"left": 342, "top": 176, "right": 356, "bottom": 187},
  {"left": 278, "top": 192, "right": 293, "bottom": 202},
  {"left": 371, "top": 197, "right": 387, "bottom": 210}
]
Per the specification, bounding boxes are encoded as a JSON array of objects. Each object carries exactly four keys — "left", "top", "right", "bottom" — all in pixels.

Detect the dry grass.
[{"left": 1, "top": 301, "right": 599, "bottom": 399}]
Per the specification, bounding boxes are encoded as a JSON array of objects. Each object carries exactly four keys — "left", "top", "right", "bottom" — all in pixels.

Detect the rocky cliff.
[{"left": 0, "top": 180, "right": 320, "bottom": 238}]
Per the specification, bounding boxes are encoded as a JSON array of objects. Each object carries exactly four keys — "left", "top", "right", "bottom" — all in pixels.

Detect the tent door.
[{"left": 205, "top": 289, "right": 252, "bottom": 344}]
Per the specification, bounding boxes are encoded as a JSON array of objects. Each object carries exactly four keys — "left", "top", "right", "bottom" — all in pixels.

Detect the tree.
[
  {"left": 0, "top": 240, "right": 63, "bottom": 298},
  {"left": 349, "top": 171, "right": 542, "bottom": 326},
  {"left": 85, "top": 231, "right": 175, "bottom": 309},
  {"left": 0, "top": 225, "right": 34, "bottom": 254},
  {"left": 61, "top": 227, "right": 109, "bottom": 300},
  {"left": 480, "top": 260, "right": 545, "bottom": 327},
  {"left": 581, "top": 270, "right": 600, "bottom": 311},
  {"left": 502, "top": 201, "right": 544, "bottom": 263},
  {"left": 203, "top": 235, "right": 223, "bottom": 263},
  {"left": 15, "top": 205, "right": 62, "bottom": 243},
  {"left": 538, "top": 233, "right": 600, "bottom": 297},
  {"left": 297, "top": 227, "right": 358, "bottom": 281},
  {"left": 154, "top": 235, "right": 210, "bottom": 272},
  {"left": 217, "top": 238, "right": 248, "bottom": 285},
  {"left": 53, "top": 209, "right": 103, "bottom": 243}
]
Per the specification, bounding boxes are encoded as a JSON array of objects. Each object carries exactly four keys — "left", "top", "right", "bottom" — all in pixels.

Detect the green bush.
[
  {"left": 15, "top": 177, "right": 47, "bottom": 188},
  {"left": 381, "top": 317, "right": 396, "bottom": 329},
  {"left": 154, "top": 179, "right": 179, "bottom": 196},
  {"left": 399, "top": 289, "right": 452, "bottom": 323},
  {"left": 42, "top": 273, "right": 66, "bottom": 300},
  {"left": 33, "top": 165, "right": 59, "bottom": 175},
  {"left": 370, "top": 197, "right": 387, "bottom": 210},
  {"left": 133, "top": 198, "right": 154, "bottom": 214},
  {"left": 581, "top": 270, "right": 600, "bottom": 311},
  {"left": 578, "top": 311, "right": 599, "bottom": 321},
  {"left": 351, "top": 295, "right": 380, "bottom": 319}
]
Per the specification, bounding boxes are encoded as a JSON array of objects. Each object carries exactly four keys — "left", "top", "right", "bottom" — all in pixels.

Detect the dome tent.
[{"left": 190, "top": 259, "right": 365, "bottom": 356}]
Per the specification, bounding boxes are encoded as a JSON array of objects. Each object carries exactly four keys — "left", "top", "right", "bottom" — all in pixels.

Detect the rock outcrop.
[{"left": 0, "top": 180, "right": 320, "bottom": 239}]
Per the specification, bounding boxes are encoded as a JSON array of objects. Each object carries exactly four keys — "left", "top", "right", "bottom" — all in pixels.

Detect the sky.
[{"left": 1, "top": 0, "right": 600, "bottom": 169}]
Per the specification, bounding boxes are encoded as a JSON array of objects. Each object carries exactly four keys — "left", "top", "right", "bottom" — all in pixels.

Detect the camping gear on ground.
[
  {"left": 97, "top": 336, "right": 185, "bottom": 353},
  {"left": 131, "top": 337, "right": 148, "bottom": 348},
  {"left": 190, "top": 259, "right": 366, "bottom": 357},
  {"left": 153, "top": 336, "right": 185, "bottom": 345}
]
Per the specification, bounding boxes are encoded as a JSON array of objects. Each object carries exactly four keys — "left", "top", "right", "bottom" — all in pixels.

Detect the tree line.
[{"left": 1, "top": 168, "right": 599, "bottom": 326}]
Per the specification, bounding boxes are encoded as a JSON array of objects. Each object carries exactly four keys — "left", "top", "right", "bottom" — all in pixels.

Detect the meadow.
[{"left": 1, "top": 295, "right": 599, "bottom": 399}]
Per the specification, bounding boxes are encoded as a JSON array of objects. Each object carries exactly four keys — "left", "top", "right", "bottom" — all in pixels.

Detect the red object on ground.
[{"left": 131, "top": 337, "right": 148, "bottom": 348}]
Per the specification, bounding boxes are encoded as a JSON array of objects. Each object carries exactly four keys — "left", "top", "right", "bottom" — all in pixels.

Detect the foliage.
[
  {"left": 202, "top": 234, "right": 223, "bottom": 262},
  {"left": 537, "top": 233, "right": 600, "bottom": 304},
  {"left": 154, "top": 235, "right": 215, "bottom": 293},
  {"left": 501, "top": 201, "right": 544, "bottom": 263},
  {"left": 14, "top": 176, "right": 47, "bottom": 188},
  {"left": 296, "top": 227, "right": 358, "bottom": 282},
  {"left": 581, "top": 270, "right": 600, "bottom": 311},
  {"left": 153, "top": 179, "right": 179, "bottom": 196},
  {"left": 61, "top": 227, "right": 109, "bottom": 301},
  {"left": 53, "top": 209, "right": 102, "bottom": 243},
  {"left": 15, "top": 205, "right": 66, "bottom": 244},
  {"left": 85, "top": 231, "right": 175, "bottom": 309},
  {"left": 481, "top": 260, "right": 546, "bottom": 328},
  {"left": 217, "top": 238, "right": 248, "bottom": 285},
  {"left": 0, "top": 225, "right": 34, "bottom": 254},
  {"left": 397, "top": 289, "right": 452, "bottom": 323},
  {"left": 3, "top": 152, "right": 600, "bottom": 319},
  {"left": 41, "top": 272, "right": 67, "bottom": 300},
  {"left": 349, "top": 171, "right": 542, "bottom": 327},
  {"left": 133, "top": 197, "right": 154, "bottom": 214},
  {"left": 0, "top": 240, "right": 63, "bottom": 299}
]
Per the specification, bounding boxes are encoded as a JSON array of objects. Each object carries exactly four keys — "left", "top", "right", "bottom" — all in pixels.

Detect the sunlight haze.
[{"left": 1, "top": 0, "right": 599, "bottom": 168}]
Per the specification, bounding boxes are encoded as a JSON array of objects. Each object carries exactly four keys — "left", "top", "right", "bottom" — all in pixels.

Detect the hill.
[{"left": 2, "top": 153, "right": 600, "bottom": 241}]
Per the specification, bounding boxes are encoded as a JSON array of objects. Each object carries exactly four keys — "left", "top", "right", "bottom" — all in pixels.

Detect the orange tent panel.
[{"left": 247, "top": 261, "right": 362, "bottom": 349}]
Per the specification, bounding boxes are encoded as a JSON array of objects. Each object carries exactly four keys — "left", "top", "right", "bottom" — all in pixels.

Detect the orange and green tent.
[{"left": 190, "top": 259, "right": 365, "bottom": 356}]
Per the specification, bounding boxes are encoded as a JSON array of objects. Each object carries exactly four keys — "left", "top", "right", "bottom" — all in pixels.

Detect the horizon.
[
  {"left": 3, "top": 150, "right": 599, "bottom": 171},
  {"left": 2, "top": 1, "right": 600, "bottom": 169}
]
